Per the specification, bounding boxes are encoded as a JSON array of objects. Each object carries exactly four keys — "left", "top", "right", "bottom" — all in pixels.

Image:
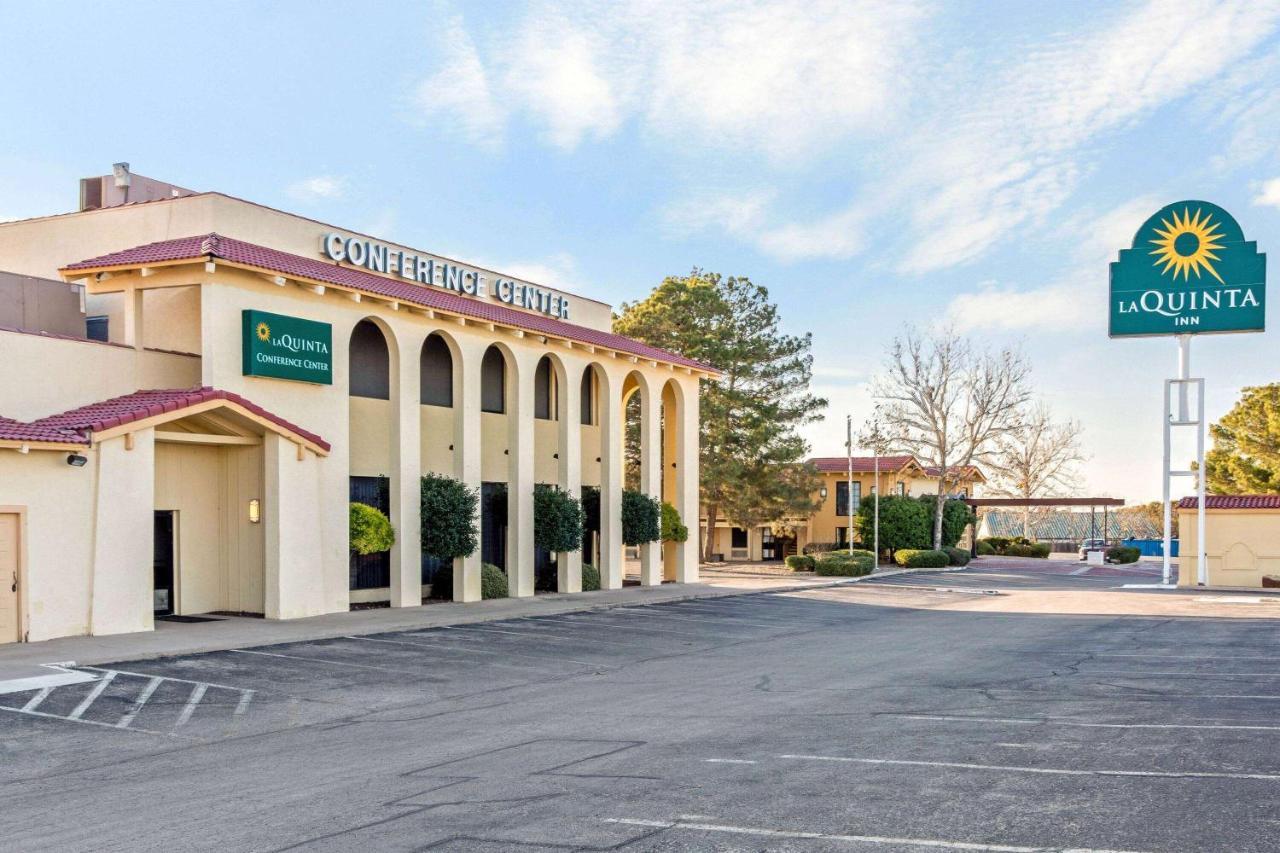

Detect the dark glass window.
[
  {"left": 86, "top": 315, "right": 109, "bottom": 342},
  {"left": 349, "top": 476, "right": 390, "bottom": 590},
  {"left": 731, "top": 527, "right": 748, "bottom": 548},
  {"left": 480, "top": 347, "right": 505, "bottom": 414},
  {"left": 420, "top": 334, "right": 453, "bottom": 407},
  {"left": 835, "top": 481, "right": 861, "bottom": 516},
  {"left": 349, "top": 320, "right": 389, "bottom": 399},
  {"left": 580, "top": 369, "right": 595, "bottom": 425},
  {"left": 534, "top": 357, "right": 555, "bottom": 420}
]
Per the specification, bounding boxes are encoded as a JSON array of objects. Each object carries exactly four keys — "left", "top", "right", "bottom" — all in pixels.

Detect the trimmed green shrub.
[
  {"left": 976, "top": 539, "right": 995, "bottom": 556},
  {"left": 1004, "top": 543, "right": 1033, "bottom": 557},
  {"left": 984, "top": 536, "right": 1010, "bottom": 553},
  {"left": 581, "top": 563, "right": 602, "bottom": 591},
  {"left": 420, "top": 474, "right": 479, "bottom": 562},
  {"left": 815, "top": 549, "right": 875, "bottom": 577},
  {"left": 660, "top": 502, "right": 689, "bottom": 543},
  {"left": 944, "top": 546, "right": 970, "bottom": 566},
  {"left": 854, "top": 495, "right": 930, "bottom": 553},
  {"left": 802, "top": 542, "right": 840, "bottom": 555},
  {"left": 894, "top": 548, "right": 950, "bottom": 568},
  {"left": 621, "top": 489, "right": 661, "bottom": 545},
  {"left": 427, "top": 562, "right": 510, "bottom": 600},
  {"left": 480, "top": 563, "right": 508, "bottom": 599},
  {"left": 1106, "top": 545, "right": 1140, "bottom": 564},
  {"left": 1030, "top": 542, "right": 1051, "bottom": 558},
  {"left": 349, "top": 502, "right": 395, "bottom": 555},
  {"left": 785, "top": 554, "right": 816, "bottom": 571},
  {"left": 533, "top": 484, "right": 584, "bottom": 553},
  {"left": 980, "top": 537, "right": 1049, "bottom": 558},
  {"left": 918, "top": 494, "right": 977, "bottom": 548}
]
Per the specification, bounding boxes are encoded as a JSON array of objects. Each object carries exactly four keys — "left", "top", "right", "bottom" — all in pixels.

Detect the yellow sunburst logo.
[
  {"left": 256, "top": 321, "right": 271, "bottom": 342},
  {"left": 1149, "top": 206, "right": 1226, "bottom": 283}
]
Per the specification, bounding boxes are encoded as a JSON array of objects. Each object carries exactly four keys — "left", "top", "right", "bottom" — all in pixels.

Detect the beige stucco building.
[
  {"left": 1177, "top": 495, "right": 1280, "bottom": 588},
  {"left": 700, "top": 455, "right": 984, "bottom": 561},
  {"left": 0, "top": 168, "right": 715, "bottom": 644}
]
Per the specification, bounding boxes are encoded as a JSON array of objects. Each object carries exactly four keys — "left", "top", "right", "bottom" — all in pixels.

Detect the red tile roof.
[
  {"left": 62, "top": 234, "right": 717, "bottom": 373},
  {"left": 1, "top": 387, "right": 328, "bottom": 451},
  {"left": 1178, "top": 495, "right": 1280, "bottom": 510},
  {"left": 809, "top": 455, "right": 918, "bottom": 473}
]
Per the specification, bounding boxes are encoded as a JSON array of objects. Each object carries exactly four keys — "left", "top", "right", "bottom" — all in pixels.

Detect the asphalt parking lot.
[{"left": 2, "top": 567, "right": 1279, "bottom": 852}]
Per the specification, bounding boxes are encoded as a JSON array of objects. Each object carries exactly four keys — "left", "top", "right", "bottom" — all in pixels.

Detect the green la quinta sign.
[
  {"left": 242, "top": 309, "right": 333, "bottom": 384},
  {"left": 1110, "top": 200, "right": 1265, "bottom": 337}
]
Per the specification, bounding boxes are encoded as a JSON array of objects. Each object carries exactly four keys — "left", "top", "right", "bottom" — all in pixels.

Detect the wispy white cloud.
[
  {"left": 409, "top": 0, "right": 926, "bottom": 156},
  {"left": 1254, "top": 177, "right": 1280, "bottom": 209},
  {"left": 286, "top": 174, "right": 348, "bottom": 201}
]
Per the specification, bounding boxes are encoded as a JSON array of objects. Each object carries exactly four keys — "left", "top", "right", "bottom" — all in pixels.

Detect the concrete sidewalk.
[{"left": 0, "top": 571, "right": 862, "bottom": 680}]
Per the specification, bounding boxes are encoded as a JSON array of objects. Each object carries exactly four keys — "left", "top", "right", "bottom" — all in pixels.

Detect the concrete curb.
[{"left": 0, "top": 565, "right": 957, "bottom": 673}]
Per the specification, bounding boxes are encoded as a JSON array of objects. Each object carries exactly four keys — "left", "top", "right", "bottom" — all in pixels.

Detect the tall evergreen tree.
[
  {"left": 614, "top": 269, "right": 826, "bottom": 560},
  {"left": 1204, "top": 383, "right": 1280, "bottom": 494}
]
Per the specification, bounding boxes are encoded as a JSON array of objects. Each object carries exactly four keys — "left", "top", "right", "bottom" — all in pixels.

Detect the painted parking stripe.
[
  {"left": 603, "top": 818, "right": 1149, "bottom": 853},
  {"left": 704, "top": 758, "right": 757, "bottom": 764},
  {"left": 77, "top": 665, "right": 252, "bottom": 693},
  {"left": 67, "top": 671, "right": 116, "bottom": 720},
  {"left": 895, "top": 713, "right": 1280, "bottom": 732},
  {"left": 21, "top": 687, "right": 52, "bottom": 713},
  {"left": 342, "top": 635, "right": 560, "bottom": 670},
  {"left": 0, "top": 703, "right": 192, "bottom": 738},
  {"left": 174, "top": 683, "right": 207, "bottom": 729},
  {"left": 375, "top": 631, "right": 600, "bottom": 666},
  {"left": 115, "top": 677, "right": 163, "bottom": 729},
  {"left": 779, "top": 754, "right": 1280, "bottom": 781},
  {"left": 227, "top": 648, "right": 441, "bottom": 676}
]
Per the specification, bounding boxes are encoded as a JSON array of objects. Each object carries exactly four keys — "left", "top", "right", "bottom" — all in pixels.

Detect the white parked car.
[{"left": 1078, "top": 538, "right": 1108, "bottom": 560}]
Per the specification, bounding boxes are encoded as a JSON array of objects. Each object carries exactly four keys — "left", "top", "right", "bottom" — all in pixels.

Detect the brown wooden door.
[{"left": 0, "top": 513, "right": 19, "bottom": 643}]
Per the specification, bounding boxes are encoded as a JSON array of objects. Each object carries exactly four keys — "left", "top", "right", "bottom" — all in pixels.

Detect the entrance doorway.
[
  {"left": 153, "top": 510, "right": 176, "bottom": 616},
  {"left": 0, "top": 512, "right": 19, "bottom": 643}
]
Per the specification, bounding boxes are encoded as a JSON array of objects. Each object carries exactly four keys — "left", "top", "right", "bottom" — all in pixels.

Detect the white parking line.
[
  {"left": 21, "top": 687, "right": 52, "bottom": 712},
  {"left": 174, "top": 683, "right": 207, "bottom": 729},
  {"left": 233, "top": 690, "right": 254, "bottom": 717},
  {"left": 603, "top": 818, "right": 1149, "bottom": 852},
  {"left": 227, "top": 648, "right": 434, "bottom": 675},
  {"left": 68, "top": 671, "right": 116, "bottom": 720},
  {"left": 115, "top": 677, "right": 162, "bottom": 729},
  {"left": 704, "top": 758, "right": 757, "bottom": 764},
  {"left": 365, "top": 633, "right": 598, "bottom": 668},
  {"left": 778, "top": 754, "right": 1280, "bottom": 781},
  {"left": 896, "top": 713, "right": 1280, "bottom": 732}
]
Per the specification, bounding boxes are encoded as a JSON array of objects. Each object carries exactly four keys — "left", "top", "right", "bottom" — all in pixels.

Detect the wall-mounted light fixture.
[
  {"left": 248, "top": 499, "right": 261, "bottom": 524},
  {"left": 819, "top": 485, "right": 828, "bottom": 500},
  {"left": 66, "top": 453, "right": 88, "bottom": 467},
  {"left": 553, "top": 453, "right": 559, "bottom": 459}
]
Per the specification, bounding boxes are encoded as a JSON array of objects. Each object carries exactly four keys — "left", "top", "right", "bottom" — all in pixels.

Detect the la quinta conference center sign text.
[
  {"left": 242, "top": 310, "right": 333, "bottom": 384},
  {"left": 1110, "top": 200, "right": 1265, "bottom": 337},
  {"left": 322, "top": 233, "right": 572, "bottom": 320}
]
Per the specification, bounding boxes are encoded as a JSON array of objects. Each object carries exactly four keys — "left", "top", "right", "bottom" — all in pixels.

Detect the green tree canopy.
[
  {"left": 1204, "top": 383, "right": 1280, "bottom": 494},
  {"left": 534, "top": 484, "right": 584, "bottom": 553},
  {"left": 350, "top": 502, "right": 395, "bottom": 556},
  {"left": 621, "top": 489, "right": 661, "bottom": 546},
  {"left": 614, "top": 269, "right": 826, "bottom": 560}
]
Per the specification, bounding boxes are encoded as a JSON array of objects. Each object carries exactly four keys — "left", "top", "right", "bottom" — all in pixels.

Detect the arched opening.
[
  {"left": 532, "top": 354, "right": 568, "bottom": 592},
  {"left": 479, "top": 344, "right": 511, "bottom": 576},
  {"left": 661, "top": 378, "right": 684, "bottom": 580},
  {"left": 348, "top": 319, "right": 394, "bottom": 599},
  {"left": 419, "top": 332, "right": 457, "bottom": 591},
  {"left": 579, "top": 364, "right": 604, "bottom": 569}
]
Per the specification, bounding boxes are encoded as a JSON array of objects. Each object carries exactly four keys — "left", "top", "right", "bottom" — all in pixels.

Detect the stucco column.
[
  {"left": 598, "top": 367, "right": 623, "bottom": 590},
  {"left": 453, "top": 337, "right": 484, "bottom": 603},
  {"left": 676, "top": 375, "right": 701, "bottom": 582},
  {"left": 122, "top": 283, "right": 145, "bottom": 350},
  {"left": 506, "top": 349, "right": 536, "bottom": 598},
  {"left": 557, "top": 357, "right": 583, "bottom": 593},
  {"left": 390, "top": 327, "right": 423, "bottom": 608},
  {"left": 263, "top": 433, "right": 325, "bottom": 619},
  {"left": 89, "top": 430, "right": 154, "bottom": 635},
  {"left": 638, "top": 382, "right": 663, "bottom": 586}
]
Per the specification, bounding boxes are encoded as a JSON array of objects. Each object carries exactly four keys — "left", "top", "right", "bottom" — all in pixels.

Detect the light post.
[{"left": 845, "top": 415, "right": 854, "bottom": 552}]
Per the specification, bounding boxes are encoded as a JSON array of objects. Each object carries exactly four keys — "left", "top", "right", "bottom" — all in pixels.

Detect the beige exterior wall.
[
  {"left": 0, "top": 191, "right": 710, "bottom": 641},
  {"left": 1178, "top": 507, "right": 1280, "bottom": 588}
]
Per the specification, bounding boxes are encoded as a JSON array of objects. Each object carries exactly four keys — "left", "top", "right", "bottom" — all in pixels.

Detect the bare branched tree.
[
  {"left": 872, "top": 325, "right": 1032, "bottom": 549},
  {"left": 988, "top": 403, "right": 1086, "bottom": 537}
]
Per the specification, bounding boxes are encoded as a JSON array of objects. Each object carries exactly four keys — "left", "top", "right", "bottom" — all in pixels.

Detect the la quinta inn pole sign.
[
  {"left": 321, "top": 232, "right": 572, "bottom": 320},
  {"left": 1109, "top": 200, "right": 1266, "bottom": 588}
]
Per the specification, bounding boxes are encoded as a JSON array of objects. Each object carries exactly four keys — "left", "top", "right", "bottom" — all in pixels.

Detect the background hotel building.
[
  {"left": 0, "top": 166, "right": 716, "bottom": 644},
  {"left": 700, "top": 456, "right": 985, "bottom": 561}
]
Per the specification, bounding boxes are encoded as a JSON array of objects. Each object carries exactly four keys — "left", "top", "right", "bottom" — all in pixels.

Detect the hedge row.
[
  {"left": 1106, "top": 545, "right": 1140, "bottom": 564},
  {"left": 893, "top": 549, "right": 950, "bottom": 569},
  {"left": 979, "top": 536, "right": 1050, "bottom": 558},
  {"left": 815, "top": 549, "right": 875, "bottom": 577},
  {"left": 785, "top": 554, "right": 816, "bottom": 571}
]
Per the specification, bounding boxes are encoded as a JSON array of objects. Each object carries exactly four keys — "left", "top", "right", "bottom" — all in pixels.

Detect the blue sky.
[{"left": 2, "top": 0, "right": 1279, "bottom": 502}]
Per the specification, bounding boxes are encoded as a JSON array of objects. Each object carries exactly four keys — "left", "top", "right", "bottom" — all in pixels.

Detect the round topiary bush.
[
  {"left": 533, "top": 484, "right": 584, "bottom": 553},
  {"left": 420, "top": 474, "right": 479, "bottom": 563},
  {"left": 944, "top": 546, "right": 970, "bottom": 566},
  {"left": 350, "top": 502, "right": 395, "bottom": 555},
  {"left": 581, "top": 563, "right": 601, "bottom": 591},
  {"left": 976, "top": 540, "right": 995, "bottom": 556},
  {"left": 785, "top": 554, "right": 816, "bottom": 571},
  {"left": 621, "top": 489, "right": 661, "bottom": 545},
  {"left": 894, "top": 548, "right": 950, "bottom": 568},
  {"left": 815, "top": 549, "right": 875, "bottom": 577},
  {"left": 660, "top": 502, "right": 689, "bottom": 543},
  {"left": 480, "top": 563, "right": 508, "bottom": 599}
]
